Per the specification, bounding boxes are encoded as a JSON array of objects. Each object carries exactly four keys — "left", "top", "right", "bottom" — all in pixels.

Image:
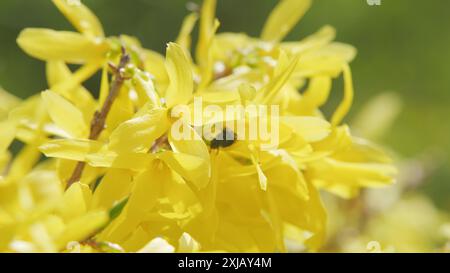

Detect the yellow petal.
[
  {"left": 50, "top": 61, "right": 103, "bottom": 100},
  {"left": 125, "top": 166, "right": 165, "bottom": 223},
  {"left": 108, "top": 107, "right": 169, "bottom": 153},
  {"left": 104, "top": 86, "right": 135, "bottom": 135},
  {"left": 159, "top": 151, "right": 209, "bottom": 189},
  {"left": 56, "top": 210, "right": 108, "bottom": 249},
  {"left": 98, "top": 63, "right": 109, "bottom": 106},
  {"left": 312, "top": 125, "right": 352, "bottom": 154},
  {"left": 256, "top": 163, "right": 268, "bottom": 191},
  {"left": 264, "top": 190, "right": 285, "bottom": 251},
  {"left": 331, "top": 63, "right": 354, "bottom": 126},
  {"left": 257, "top": 52, "right": 300, "bottom": 104},
  {"left": 86, "top": 151, "right": 155, "bottom": 170},
  {"left": 265, "top": 149, "right": 309, "bottom": 200},
  {"left": 249, "top": 148, "right": 268, "bottom": 191},
  {"left": 176, "top": 13, "right": 198, "bottom": 50},
  {"left": 334, "top": 136, "right": 394, "bottom": 164},
  {"left": 6, "top": 144, "right": 42, "bottom": 182},
  {"left": 307, "top": 158, "right": 397, "bottom": 199},
  {"left": 280, "top": 116, "right": 331, "bottom": 142},
  {"left": 143, "top": 49, "right": 169, "bottom": 88},
  {"left": 0, "top": 120, "right": 16, "bottom": 152},
  {"left": 164, "top": 43, "right": 194, "bottom": 108},
  {"left": 301, "top": 76, "right": 332, "bottom": 110},
  {"left": 261, "top": 0, "right": 312, "bottom": 42},
  {"left": 39, "top": 138, "right": 102, "bottom": 161},
  {"left": 183, "top": 153, "right": 219, "bottom": 243},
  {"left": 168, "top": 122, "right": 211, "bottom": 189},
  {"left": 238, "top": 83, "right": 257, "bottom": 102},
  {"left": 196, "top": 0, "right": 217, "bottom": 68},
  {"left": 58, "top": 182, "right": 92, "bottom": 221},
  {"left": 294, "top": 43, "right": 356, "bottom": 78},
  {"left": 178, "top": 232, "right": 201, "bottom": 253},
  {"left": 200, "top": 90, "right": 242, "bottom": 105},
  {"left": 28, "top": 223, "right": 57, "bottom": 252},
  {"left": 320, "top": 42, "right": 357, "bottom": 63},
  {"left": 52, "top": 0, "right": 104, "bottom": 38},
  {"left": 168, "top": 121, "right": 210, "bottom": 163},
  {"left": 196, "top": 0, "right": 220, "bottom": 90},
  {"left": 46, "top": 60, "right": 96, "bottom": 119},
  {"left": 56, "top": 158, "right": 102, "bottom": 185},
  {"left": 282, "top": 25, "right": 336, "bottom": 54},
  {"left": 137, "top": 237, "right": 175, "bottom": 253},
  {"left": 212, "top": 33, "right": 253, "bottom": 60},
  {"left": 0, "top": 225, "right": 17, "bottom": 251},
  {"left": 0, "top": 151, "right": 11, "bottom": 172},
  {"left": 41, "top": 90, "right": 88, "bottom": 138},
  {"left": 17, "top": 28, "right": 108, "bottom": 64},
  {"left": 132, "top": 71, "right": 161, "bottom": 108},
  {"left": 92, "top": 169, "right": 132, "bottom": 210},
  {"left": 0, "top": 88, "right": 20, "bottom": 120},
  {"left": 270, "top": 181, "right": 326, "bottom": 250}
]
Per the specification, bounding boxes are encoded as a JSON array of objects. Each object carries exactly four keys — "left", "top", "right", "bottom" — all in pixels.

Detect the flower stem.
[{"left": 66, "top": 48, "right": 130, "bottom": 190}]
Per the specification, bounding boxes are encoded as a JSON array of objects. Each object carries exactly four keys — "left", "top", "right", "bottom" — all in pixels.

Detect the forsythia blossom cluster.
[{"left": 0, "top": 0, "right": 396, "bottom": 252}]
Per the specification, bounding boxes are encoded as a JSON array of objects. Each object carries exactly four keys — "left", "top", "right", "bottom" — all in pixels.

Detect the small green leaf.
[{"left": 108, "top": 196, "right": 129, "bottom": 220}]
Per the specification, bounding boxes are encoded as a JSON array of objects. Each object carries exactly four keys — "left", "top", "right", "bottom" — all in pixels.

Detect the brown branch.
[
  {"left": 149, "top": 134, "right": 169, "bottom": 153},
  {"left": 66, "top": 48, "right": 131, "bottom": 190}
]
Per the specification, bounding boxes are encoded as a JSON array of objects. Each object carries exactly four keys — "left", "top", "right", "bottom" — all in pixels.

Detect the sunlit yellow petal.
[
  {"left": 50, "top": 61, "right": 103, "bottom": 100},
  {"left": 294, "top": 43, "right": 356, "bottom": 78},
  {"left": 159, "top": 151, "right": 208, "bottom": 189},
  {"left": 92, "top": 169, "right": 132, "bottom": 210},
  {"left": 196, "top": 0, "right": 219, "bottom": 90},
  {"left": 331, "top": 64, "right": 354, "bottom": 126},
  {"left": 52, "top": 0, "right": 104, "bottom": 38},
  {"left": 280, "top": 116, "right": 331, "bottom": 142},
  {"left": 0, "top": 88, "right": 20, "bottom": 120},
  {"left": 0, "top": 120, "right": 16, "bottom": 152},
  {"left": 176, "top": 13, "right": 198, "bottom": 50},
  {"left": 164, "top": 43, "right": 194, "bottom": 108},
  {"left": 132, "top": 71, "right": 161, "bottom": 108},
  {"left": 307, "top": 158, "right": 397, "bottom": 199},
  {"left": 168, "top": 121, "right": 210, "bottom": 189},
  {"left": 108, "top": 107, "right": 169, "bottom": 153},
  {"left": 301, "top": 76, "right": 332, "bottom": 110},
  {"left": 39, "top": 138, "right": 102, "bottom": 162},
  {"left": 196, "top": 0, "right": 216, "bottom": 69},
  {"left": 143, "top": 49, "right": 169, "bottom": 89},
  {"left": 168, "top": 122, "right": 208, "bottom": 157},
  {"left": 282, "top": 25, "right": 336, "bottom": 54},
  {"left": 56, "top": 210, "right": 108, "bottom": 249},
  {"left": 58, "top": 182, "right": 92, "bottom": 221},
  {"left": 261, "top": 0, "right": 312, "bottom": 42},
  {"left": 178, "top": 232, "right": 201, "bottom": 252},
  {"left": 41, "top": 90, "right": 88, "bottom": 138},
  {"left": 17, "top": 28, "right": 108, "bottom": 64},
  {"left": 257, "top": 52, "right": 300, "bottom": 104},
  {"left": 137, "top": 237, "right": 175, "bottom": 253},
  {"left": 46, "top": 60, "right": 96, "bottom": 120}
]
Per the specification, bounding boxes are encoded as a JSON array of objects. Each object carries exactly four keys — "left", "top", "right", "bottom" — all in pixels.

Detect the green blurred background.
[{"left": 0, "top": 0, "right": 449, "bottom": 209}]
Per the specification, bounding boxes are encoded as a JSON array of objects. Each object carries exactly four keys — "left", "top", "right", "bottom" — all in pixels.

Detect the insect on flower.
[{"left": 210, "top": 128, "right": 236, "bottom": 149}]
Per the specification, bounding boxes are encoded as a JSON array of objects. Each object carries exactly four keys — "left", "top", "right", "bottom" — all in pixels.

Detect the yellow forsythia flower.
[{"left": 0, "top": 0, "right": 396, "bottom": 252}]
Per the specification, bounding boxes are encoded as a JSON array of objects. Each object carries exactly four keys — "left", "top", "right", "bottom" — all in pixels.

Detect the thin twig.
[
  {"left": 149, "top": 135, "right": 168, "bottom": 153},
  {"left": 66, "top": 48, "right": 131, "bottom": 189}
]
